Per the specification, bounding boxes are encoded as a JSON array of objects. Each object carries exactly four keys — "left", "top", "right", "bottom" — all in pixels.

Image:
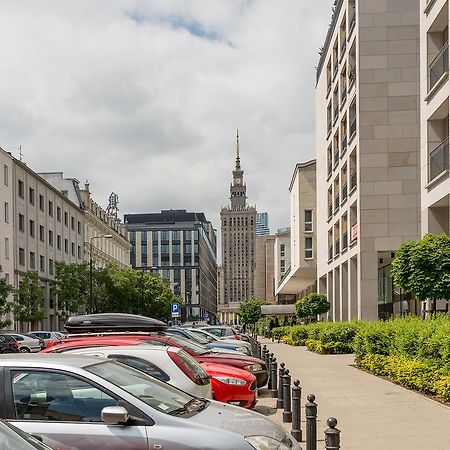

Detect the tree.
[
  {"left": 52, "top": 262, "right": 89, "bottom": 321},
  {"left": 13, "top": 271, "right": 45, "bottom": 331},
  {"left": 0, "top": 268, "right": 13, "bottom": 329},
  {"left": 296, "top": 293, "right": 330, "bottom": 321},
  {"left": 238, "top": 299, "right": 268, "bottom": 325},
  {"left": 391, "top": 233, "right": 450, "bottom": 313}
]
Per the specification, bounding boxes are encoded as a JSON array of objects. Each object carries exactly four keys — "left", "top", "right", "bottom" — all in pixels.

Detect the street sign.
[{"left": 171, "top": 303, "right": 180, "bottom": 318}]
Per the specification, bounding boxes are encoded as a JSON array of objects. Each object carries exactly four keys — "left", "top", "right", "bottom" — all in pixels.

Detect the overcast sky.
[{"left": 0, "top": 0, "right": 332, "bottom": 237}]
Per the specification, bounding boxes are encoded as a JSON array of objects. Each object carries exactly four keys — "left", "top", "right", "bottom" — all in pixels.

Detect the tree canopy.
[
  {"left": 391, "top": 233, "right": 450, "bottom": 309},
  {"left": 13, "top": 271, "right": 45, "bottom": 329},
  {"left": 0, "top": 268, "right": 13, "bottom": 329},
  {"left": 295, "top": 293, "right": 330, "bottom": 320},
  {"left": 237, "top": 299, "right": 268, "bottom": 325}
]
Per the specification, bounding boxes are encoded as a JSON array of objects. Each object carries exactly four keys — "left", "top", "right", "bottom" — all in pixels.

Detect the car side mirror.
[{"left": 101, "top": 406, "right": 129, "bottom": 425}]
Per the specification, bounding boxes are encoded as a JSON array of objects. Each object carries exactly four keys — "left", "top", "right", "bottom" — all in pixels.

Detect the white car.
[
  {"left": 63, "top": 345, "right": 212, "bottom": 399},
  {"left": 188, "top": 328, "right": 253, "bottom": 354},
  {"left": 7, "top": 334, "right": 42, "bottom": 353}
]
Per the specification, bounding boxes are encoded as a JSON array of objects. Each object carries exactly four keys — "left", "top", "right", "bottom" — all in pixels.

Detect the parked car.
[
  {"left": 0, "top": 419, "right": 53, "bottom": 450},
  {"left": 6, "top": 334, "right": 42, "bottom": 353},
  {"left": 0, "top": 334, "right": 20, "bottom": 353},
  {"left": 200, "top": 325, "right": 242, "bottom": 339},
  {"left": 26, "top": 332, "right": 65, "bottom": 346},
  {"left": 62, "top": 345, "right": 213, "bottom": 398},
  {"left": 0, "top": 354, "right": 300, "bottom": 450},
  {"left": 167, "top": 327, "right": 252, "bottom": 355},
  {"left": 44, "top": 333, "right": 269, "bottom": 388}
]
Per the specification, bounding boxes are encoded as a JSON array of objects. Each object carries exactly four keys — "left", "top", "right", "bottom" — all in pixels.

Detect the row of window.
[
  {"left": 222, "top": 217, "right": 254, "bottom": 227},
  {"left": 129, "top": 230, "right": 199, "bottom": 243},
  {"left": 18, "top": 239, "right": 82, "bottom": 267}
]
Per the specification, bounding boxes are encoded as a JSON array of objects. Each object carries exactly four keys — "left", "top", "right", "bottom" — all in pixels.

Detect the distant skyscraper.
[
  {"left": 256, "top": 212, "right": 270, "bottom": 236},
  {"left": 219, "top": 131, "right": 256, "bottom": 318}
]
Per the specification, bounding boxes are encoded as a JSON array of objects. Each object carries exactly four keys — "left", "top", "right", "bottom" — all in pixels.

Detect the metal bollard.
[
  {"left": 324, "top": 418, "right": 340, "bottom": 450},
  {"left": 268, "top": 353, "right": 274, "bottom": 389},
  {"left": 291, "top": 380, "right": 302, "bottom": 442},
  {"left": 277, "top": 362, "right": 285, "bottom": 409},
  {"left": 257, "top": 342, "right": 262, "bottom": 359},
  {"left": 269, "top": 357, "right": 278, "bottom": 398},
  {"left": 305, "top": 394, "right": 317, "bottom": 450},
  {"left": 282, "top": 369, "right": 292, "bottom": 423}
]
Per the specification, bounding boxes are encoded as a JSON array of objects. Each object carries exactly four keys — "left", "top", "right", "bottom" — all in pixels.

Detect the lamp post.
[{"left": 89, "top": 234, "right": 113, "bottom": 314}]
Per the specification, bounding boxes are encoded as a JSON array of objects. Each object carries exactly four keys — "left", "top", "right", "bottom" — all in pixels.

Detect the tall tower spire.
[{"left": 236, "top": 129, "right": 241, "bottom": 169}]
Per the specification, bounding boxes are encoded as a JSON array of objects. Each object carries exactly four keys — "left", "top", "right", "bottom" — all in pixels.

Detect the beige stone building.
[
  {"left": 219, "top": 133, "right": 257, "bottom": 323},
  {"left": 420, "top": 0, "right": 450, "bottom": 313},
  {"left": 316, "top": 0, "right": 421, "bottom": 321},
  {"left": 254, "top": 234, "right": 275, "bottom": 303},
  {"left": 273, "top": 227, "right": 292, "bottom": 303},
  {"left": 276, "top": 161, "right": 317, "bottom": 303}
]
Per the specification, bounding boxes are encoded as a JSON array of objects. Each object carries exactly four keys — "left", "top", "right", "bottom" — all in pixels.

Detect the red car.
[{"left": 44, "top": 333, "right": 268, "bottom": 388}]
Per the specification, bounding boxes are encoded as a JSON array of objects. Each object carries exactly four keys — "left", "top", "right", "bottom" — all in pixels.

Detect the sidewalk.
[{"left": 255, "top": 338, "right": 450, "bottom": 449}]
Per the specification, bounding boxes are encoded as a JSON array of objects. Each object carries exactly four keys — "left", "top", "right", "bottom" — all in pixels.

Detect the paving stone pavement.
[{"left": 255, "top": 338, "right": 450, "bottom": 450}]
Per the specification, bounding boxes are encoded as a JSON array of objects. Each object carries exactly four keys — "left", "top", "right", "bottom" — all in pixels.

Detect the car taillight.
[
  {"left": 12, "top": 341, "right": 19, "bottom": 349},
  {"left": 168, "top": 350, "right": 207, "bottom": 386},
  {"left": 234, "top": 334, "right": 241, "bottom": 340}
]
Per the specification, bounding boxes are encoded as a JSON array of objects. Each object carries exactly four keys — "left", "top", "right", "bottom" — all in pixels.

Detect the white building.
[{"left": 316, "top": 0, "right": 421, "bottom": 320}]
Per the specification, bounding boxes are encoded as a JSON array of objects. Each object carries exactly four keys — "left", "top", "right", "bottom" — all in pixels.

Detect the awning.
[{"left": 261, "top": 304, "right": 296, "bottom": 316}]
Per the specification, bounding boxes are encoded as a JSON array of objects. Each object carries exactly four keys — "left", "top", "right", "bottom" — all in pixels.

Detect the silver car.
[
  {"left": 0, "top": 419, "right": 53, "bottom": 449},
  {"left": 7, "top": 334, "right": 42, "bottom": 353},
  {"left": 0, "top": 354, "right": 300, "bottom": 450}
]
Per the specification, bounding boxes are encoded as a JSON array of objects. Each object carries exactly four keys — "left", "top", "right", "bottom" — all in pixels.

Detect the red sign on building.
[{"left": 351, "top": 223, "right": 358, "bottom": 241}]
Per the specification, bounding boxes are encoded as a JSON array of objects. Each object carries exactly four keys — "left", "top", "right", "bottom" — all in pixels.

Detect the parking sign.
[{"left": 171, "top": 303, "right": 180, "bottom": 318}]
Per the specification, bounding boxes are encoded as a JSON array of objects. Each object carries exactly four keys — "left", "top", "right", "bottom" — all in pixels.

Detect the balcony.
[
  {"left": 333, "top": 61, "right": 339, "bottom": 79},
  {"left": 348, "top": 66, "right": 356, "bottom": 88},
  {"left": 429, "top": 42, "right": 449, "bottom": 91},
  {"left": 334, "top": 149, "right": 340, "bottom": 166},
  {"left": 350, "top": 118, "right": 357, "bottom": 137},
  {"left": 328, "top": 245, "right": 333, "bottom": 262},
  {"left": 340, "top": 40, "right": 346, "bottom": 58},
  {"left": 333, "top": 105, "right": 339, "bottom": 122},
  {"left": 428, "top": 138, "right": 449, "bottom": 182},
  {"left": 342, "top": 232, "right": 348, "bottom": 250},
  {"left": 334, "top": 194, "right": 340, "bottom": 211},
  {"left": 341, "top": 182, "right": 348, "bottom": 201},
  {"left": 341, "top": 136, "right": 347, "bottom": 155},
  {"left": 350, "top": 171, "right": 357, "bottom": 191},
  {"left": 341, "top": 88, "right": 347, "bottom": 105}
]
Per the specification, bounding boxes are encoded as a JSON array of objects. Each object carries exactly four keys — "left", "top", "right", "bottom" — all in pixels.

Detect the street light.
[{"left": 89, "top": 234, "right": 113, "bottom": 314}]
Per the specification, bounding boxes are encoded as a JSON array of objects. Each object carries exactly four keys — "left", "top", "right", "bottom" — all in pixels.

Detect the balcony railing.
[
  {"left": 348, "top": 65, "right": 356, "bottom": 87},
  {"left": 333, "top": 61, "right": 339, "bottom": 78},
  {"left": 340, "top": 39, "right": 346, "bottom": 56},
  {"left": 341, "top": 87, "right": 347, "bottom": 103},
  {"left": 428, "top": 137, "right": 449, "bottom": 182},
  {"left": 335, "top": 239, "right": 340, "bottom": 256},
  {"left": 341, "top": 182, "right": 348, "bottom": 200},
  {"left": 334, "top": 149, "right": 340, "bottom": 165},
  {"left": 328, "top": 161, "right": 333, "bottom": 176},
  {"left": 334, "top": 105, "right": 339, "bottom": 121},
  {"left": 328, "top": 245, "right": 333, "bottom": 262},
  {"left": 328, "top": 203, "right": 333, "bottom": 219},
  {"left": 341, "top": 136, "right": 347, "bottom": 154},
  {"left": 327, "top": 119, "right": 332, "bottom": 134},
  {"left": 334, "top": 194, "right": 340, "bottom": 211},
  {"left": 349, "top": 11, "right": 356, "bottom": 32},
  {"left": 342, "top": 232, "right": 348, "bottom": 250},
  {"left": 350, "top": 117, "right": 357, "bottom": 136},
  {"left": 429, "top": 42, "right": 449, "bottom": 91},
  {"left": 350, "top": 170, "right": 357, "bottom": 190}
]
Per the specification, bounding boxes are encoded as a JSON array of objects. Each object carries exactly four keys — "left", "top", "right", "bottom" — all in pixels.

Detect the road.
[{"left": 256, "top": 338, "right": 450, "bottom": 450}]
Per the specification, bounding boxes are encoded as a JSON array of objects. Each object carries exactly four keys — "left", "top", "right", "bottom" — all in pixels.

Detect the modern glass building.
[
  {"left": 125, "top": 210, "right": 218, "bottom": 322},
  {"left": 256, "top": 212, "right": 270, "bottom": 236}
]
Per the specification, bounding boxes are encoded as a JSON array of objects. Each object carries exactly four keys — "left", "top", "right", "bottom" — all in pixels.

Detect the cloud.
[{"left": 0, "top": 0, "right": 332, "bottom": 249}]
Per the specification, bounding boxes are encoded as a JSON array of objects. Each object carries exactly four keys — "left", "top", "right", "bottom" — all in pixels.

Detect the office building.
[
  {"left": 254, "top": 234, "right": 275, "bottom": 303},
  {"left": 256, "top": 212, "right": 270, "bottom": 236},
  {"left": 125, "top": 210, "right": 218, "bottom": 322},
  {"left": 316, "top": 0, "right": 421, "bottom": 320}
]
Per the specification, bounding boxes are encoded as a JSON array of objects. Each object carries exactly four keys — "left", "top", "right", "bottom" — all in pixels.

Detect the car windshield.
[
  {"left": 0, "top": 420, "right": 51, "bottom": 450},
  {"left": 86, "top": 361, "right": 200, "bottom": 415},
  {"left": 162, "top": 335, "right": 210, "bottom": 355},
  {"left": 169, "top": 329, "right": 210, "bottom": 346},
  {"left": 190, "top": 329, "right": 217, "bottom": 341}
]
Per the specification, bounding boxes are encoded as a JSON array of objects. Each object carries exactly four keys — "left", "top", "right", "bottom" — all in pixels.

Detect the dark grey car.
[{"left": 0, "top": 354, "right": 300, "bottom": 450}]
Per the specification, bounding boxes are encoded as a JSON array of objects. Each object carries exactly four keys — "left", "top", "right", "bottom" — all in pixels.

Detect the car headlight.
[
  {"left": 245, "top": 435, "right": 291, "bottom": 450},
  {"left": 213, "top": 376, "right": 247, "bottom": 385},
  {"left": 244, "top": 364, "right": 262, "bottom": 372}
]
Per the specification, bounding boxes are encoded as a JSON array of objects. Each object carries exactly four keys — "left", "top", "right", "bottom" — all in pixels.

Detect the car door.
[{"left": 4, "top": 368, "right": 150, "bottom": 450}]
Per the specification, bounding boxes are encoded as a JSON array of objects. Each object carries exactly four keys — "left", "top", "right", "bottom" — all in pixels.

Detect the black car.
[{"left": 0, "top": 334, "right": 19, "bottom": 353}]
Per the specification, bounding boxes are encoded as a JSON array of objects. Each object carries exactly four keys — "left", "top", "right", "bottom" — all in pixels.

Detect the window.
[
  {"left": 39, "top": 225, "right": 45, "bottom": 242},
  {"left": 107, "top": 355, "right": 170, "bottom": 382},
  {"left": 57, "top": 235, "right": 61, "bottom": 250},
  {"left": 64, "top": 212, "right": 68, "bottom": 226},
  {"left": 29, "top": 220, "right": 35, "bottom": 237},
  {"left": 280, "top": 259, "right": 285, "bottom": 272},
  {"left": 11, "top": 370, "right": 118, "bottom": 422},
  {"left": 30, "top": 252, "right": 36, "bottom": 269},
  {"left": 4, "top": 238, "right": 9, "bottom": 259},
  {"left": 280, "top": 244, "right": 285, "bottom": 258},
  {"left": 77, "top": 245, "right": 81, "bottom": 259},
  {"left": 40, "top": 255, "right": 45, "bottom": 271},
  {"left": 77, "top": 221, "right": 81, "bottom": 234},
  {"left": 18, "top": 180, "right": 24, "bottom": 198},
  {"left": 39, "top": 194, "right": 44, "bottom": 211},
  {"left": 71, "top": 216, "right": 75, "bottom": 230},
  {"left": 29, "top": 187, "right": 35, "bottom": 205},
  {"left": 49, "top": 229, "right": 53, "bottom": 246},
  {"left": 305, "top": 210, "right": 313, "bottom": 232},
  {"left": 172, "top": 230, "right": 180, "bottom": 241},
  {"left": 57, "top": 206, "right": 61, "bottom": 222},
  {"left": 3, "top": 164, "right": 8, "bottom": 186},
  {"left": 49, "top": 259, "right": 54, "bottom": 275},
  {"left": 48, "top": 200, "right": 53, "bottom": 216},
  {"left": 161, "top": 231, "right": 169, "bottom": 241},
  {"left": 305, "top": 237, "right": 313, "bottom": 259},
  {"left": 71, "top": 242, "right": 75, "bottom": 256},
  {"left": 64, "top": 239, "right": 68, "bottom": 253},
  {"left": 18, "top": 214, "right": 24, "bottom": 232},
  {"left": 18, "top": 248, "right": 25, "bottom": 266},
  {"left": 4, "top": 202, "right": 8, "bottom": 223}
]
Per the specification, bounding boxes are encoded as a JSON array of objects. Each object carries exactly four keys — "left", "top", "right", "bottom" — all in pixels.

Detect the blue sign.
[{"left": 171, "top": 303, "right": 180, "bottom": 314}]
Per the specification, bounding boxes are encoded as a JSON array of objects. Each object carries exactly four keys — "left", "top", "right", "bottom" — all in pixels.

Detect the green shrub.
[{"left": 271, "top": 326, "right": 291, "bottom": 341}]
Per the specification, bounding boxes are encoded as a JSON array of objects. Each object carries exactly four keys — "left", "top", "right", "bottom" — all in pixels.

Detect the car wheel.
[{"left": 20, "top": 347, "right": 31, "bottom": 353}]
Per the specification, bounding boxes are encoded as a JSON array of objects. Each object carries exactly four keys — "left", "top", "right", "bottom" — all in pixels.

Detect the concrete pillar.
[
  {"left": 334, "top": 267, "right": 340, "bottom": 322},
  {"left": 341, "top": 262, "right": 349, "bottom": 321},
  {"left": 349, "top": 256, "right": 358, "bottom": 320}
]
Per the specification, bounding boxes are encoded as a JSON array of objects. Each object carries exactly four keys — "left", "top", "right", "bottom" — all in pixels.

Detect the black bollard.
[
  {"left": 277, "top": 362, "right": 285, "bottom": 409},
  {"left": 282, "top": 369, "right": 292, "bottom": 423},
  {"left": 257, "top": 342, "right": 262, "bottom": 359},
  {"left": 291, "top": 380, "right": 302, "bottom": 442},
  {"left": 268, "top": 353, "right": 274, "bottom": 389},
  {"left": 324, "top": 417, "right": 340, "bottom": 450},
  {"left": 305, "top": 394, "right": 317, "bottom": 450},
  {"left": 269, "top": 357, "right": 278, "bottom": 398}
]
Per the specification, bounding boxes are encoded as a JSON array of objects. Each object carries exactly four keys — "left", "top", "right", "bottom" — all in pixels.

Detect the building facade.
[
  {"left": 125, "top": 210, "right": 218, "bottom": 322},
  {"left": 256, "top": 212, "right": 270, "bottom": 236},
  {"left": 41, "top": 173, "right": 131, "bottom": 269},
  {"left": 420, "top": 0, "right": 450, "bottom": 313},
  {"left": 219, "top": 133, "right": 257, "bottom": 321},
  {"left": 273, "top": 227, "right": 293, "bottom": 303},
  {"left": 254, "top": 234, "right": 275, "bottom": 303},
  {"left": 316, "top": 0, "right": 421, "bottom": 321}
]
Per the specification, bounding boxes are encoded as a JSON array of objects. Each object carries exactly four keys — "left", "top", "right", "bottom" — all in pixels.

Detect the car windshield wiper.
[{"left": 169, "top": 398, "right": 208, "bottom": 416}]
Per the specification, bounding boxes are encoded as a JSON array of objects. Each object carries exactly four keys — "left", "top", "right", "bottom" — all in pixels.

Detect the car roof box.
[{"left": 64, "top": 313, "right": 167, "bottom": 333}]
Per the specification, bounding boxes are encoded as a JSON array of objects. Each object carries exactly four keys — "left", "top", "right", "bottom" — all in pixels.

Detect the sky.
[{"left": 0, "top": 0, "right": 332, "bottom": 239}]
